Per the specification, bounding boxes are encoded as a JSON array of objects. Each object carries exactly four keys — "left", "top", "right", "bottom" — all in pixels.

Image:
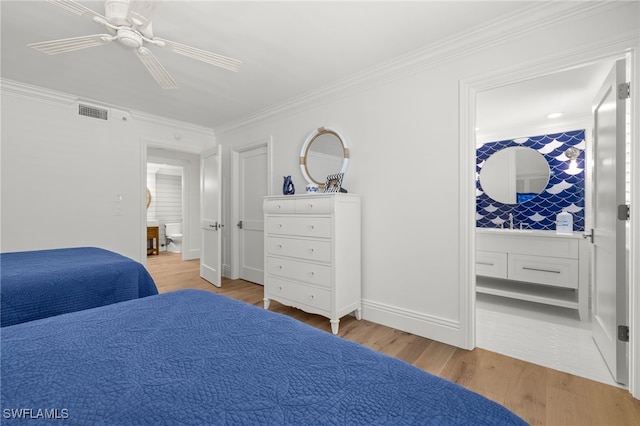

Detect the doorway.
[
  {"left": 142, "top": 146, "right": 201, "bottom": 264},
  {"left": 469, "top": 58, "right": 630, "bottom": 387},
  {"left": 147, "top": 162, "right": 184, "bottom": 255}
]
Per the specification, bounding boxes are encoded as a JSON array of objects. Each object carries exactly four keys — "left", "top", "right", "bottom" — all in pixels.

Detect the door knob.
[{"left": 237, "top": 220, "right": 243, "bottom": 229}]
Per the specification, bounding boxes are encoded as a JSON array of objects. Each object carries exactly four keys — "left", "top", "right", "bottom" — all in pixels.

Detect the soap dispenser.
[{"left": 556, "top": 210, "right": 573, "bottom": 234}]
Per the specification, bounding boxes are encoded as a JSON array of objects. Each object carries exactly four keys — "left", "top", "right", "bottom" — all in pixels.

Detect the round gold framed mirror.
[
  {"left": 299, "top": 127, "right": 349, "bottom": 188},
  {"left": 146, "top": 187, "right": 152, "bottom": 209}
]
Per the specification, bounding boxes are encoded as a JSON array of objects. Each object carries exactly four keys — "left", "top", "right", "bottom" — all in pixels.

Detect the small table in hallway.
[{"left": 147, "top": 226, "right": 159, "bottom": 255}]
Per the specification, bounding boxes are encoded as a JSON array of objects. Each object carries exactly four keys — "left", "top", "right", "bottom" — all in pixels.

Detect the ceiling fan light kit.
[{"left": 29, "top": 0, "right": 241, "bottom": 89}]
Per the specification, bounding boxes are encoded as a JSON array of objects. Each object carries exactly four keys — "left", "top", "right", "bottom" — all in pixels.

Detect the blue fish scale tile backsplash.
[{"left": 476, "top": 129, "right": 585, "bottom": 231}]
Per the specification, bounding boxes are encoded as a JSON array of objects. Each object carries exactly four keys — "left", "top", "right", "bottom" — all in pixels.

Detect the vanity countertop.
[{"left": 476, "top": 228, "right": 583, "bottom": 239}]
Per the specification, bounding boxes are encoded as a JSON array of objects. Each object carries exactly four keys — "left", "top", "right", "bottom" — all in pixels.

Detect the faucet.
[{"left": 509, "top": 213, "right": 514, "bottom": 230}]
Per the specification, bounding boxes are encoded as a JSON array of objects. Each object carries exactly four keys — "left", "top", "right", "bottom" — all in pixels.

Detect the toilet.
[{"left": 164, "top": 222, "right": 182, "bottom": 253}]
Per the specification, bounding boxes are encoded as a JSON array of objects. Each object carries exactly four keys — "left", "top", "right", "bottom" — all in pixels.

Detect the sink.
[{"left": 147, "top": 220, "right": 159, "bottom": 227}]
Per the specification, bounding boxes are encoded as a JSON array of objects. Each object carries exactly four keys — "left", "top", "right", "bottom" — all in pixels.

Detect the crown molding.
[
  {"left": 1, "top": 78, "right": 77, "bottom": 106},
  {"left": 1, "top": 78, "right": 214, "bottom": 137},
  {"left": 129, "top": 110, "right": 215, "bottom": 136},
  {"left": 215, "top": 1, "right": 620, "bottom": 135}
]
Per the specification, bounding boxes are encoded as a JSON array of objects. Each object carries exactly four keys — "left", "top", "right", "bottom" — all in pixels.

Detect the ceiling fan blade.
[
  {"left": 28, "top": 34, "right": 113, "bottom": 55},
  {"left": 127, "top": 0, "right": 159, "bottom": 28},
  {"left": 46, "top": 0, "right": 107, "bottom": 21},
  {"left": 135, "top": 47, "right": 178, "bottom": 89},
  {"left": 154, "top": 38, "right": 241, "bottom": 72}
]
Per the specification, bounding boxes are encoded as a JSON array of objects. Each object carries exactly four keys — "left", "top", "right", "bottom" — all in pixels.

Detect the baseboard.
[
  {"left": 183, "top": 249, "right": 199, "bottom": 261},
  {"left": 222, "top": 264, "right": 232, "bottom": 278},
  {"left": 361, "top": 299, "right": 465, "bottom": 348}
]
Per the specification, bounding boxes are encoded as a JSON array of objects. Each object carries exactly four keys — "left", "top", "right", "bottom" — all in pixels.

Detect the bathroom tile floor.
[{"left": 476, "top": 293, "right": 621, "bottom": 388}]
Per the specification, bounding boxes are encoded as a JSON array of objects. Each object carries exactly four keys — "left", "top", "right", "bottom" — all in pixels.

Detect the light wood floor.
[{"left": 147, "top": 253, "right": 640, "bottom": 425}]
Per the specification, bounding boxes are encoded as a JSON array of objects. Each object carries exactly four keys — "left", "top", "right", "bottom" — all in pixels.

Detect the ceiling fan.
[{"left": 28, "top": 0, "right": 241, "bottom": 89}]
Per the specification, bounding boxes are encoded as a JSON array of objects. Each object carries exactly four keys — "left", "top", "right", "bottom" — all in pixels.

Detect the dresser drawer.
[
  {"left": 295, "top": 197, "right": 332, "bottom": 214},
  {"left": 266, "top": 256, "right": 331, "bottom": 287},
  {"left": 266, "top": 236, "right": 331, "bottom": 262},
  {"left": 264, "top": 198, "right": 296, "bottom": 214},
  {"left": 266, "top": 277, "right": 331, "bottom": 311},
  {"left": 508, "top": 254, "right": 578, "bottom": 288},
  {"left": 476, "top": 251, "right": 507, "bottom": 279},
  {"left": 265, "top": 216, "right": 331, "bottom": 238}
]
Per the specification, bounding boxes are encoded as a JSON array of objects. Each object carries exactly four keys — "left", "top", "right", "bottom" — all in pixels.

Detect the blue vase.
[{"left": 283, "top": 176, "right": 295, "bottom": 195}]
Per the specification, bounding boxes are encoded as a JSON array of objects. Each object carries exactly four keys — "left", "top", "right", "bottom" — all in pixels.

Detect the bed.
[
  {"left": 0, "top": 247, "right": 158, "bottom": 327},
  {"left": 1, "top": 289, "right": 526, "bottom": 425}
]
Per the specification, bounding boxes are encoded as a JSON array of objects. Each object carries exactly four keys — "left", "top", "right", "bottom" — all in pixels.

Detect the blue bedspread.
[
  {"left": 1, "top": 289, "right": 526, "bottom": 425},
  {"left": 0, "top": 247, "right": 158, "bottom": 327}
]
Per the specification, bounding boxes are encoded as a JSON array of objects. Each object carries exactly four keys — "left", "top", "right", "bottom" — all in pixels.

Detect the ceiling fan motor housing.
[
  {"left": 105, "top": 0, "right": 130, "bottom": 26},
  {"left": 117, "top": 28, "right": 143, "bottom": 48}
]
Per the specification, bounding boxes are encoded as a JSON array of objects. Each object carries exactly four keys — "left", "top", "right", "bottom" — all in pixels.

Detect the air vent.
[{"left": 78, "top": 104, "right": 108, "bottom": 120}]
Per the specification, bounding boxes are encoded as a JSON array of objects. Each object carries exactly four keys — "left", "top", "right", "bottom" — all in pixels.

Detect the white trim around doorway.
[{"left": 459, "top": 35, "right": 639, "bottom": 397}]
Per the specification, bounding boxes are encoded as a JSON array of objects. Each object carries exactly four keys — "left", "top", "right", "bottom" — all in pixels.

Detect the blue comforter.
[
  {"left": 0, "top": 247, "right": 158, "bottom": 327},
  {"left": 1, "top": 289, "right": 526, "bottom": 425}
]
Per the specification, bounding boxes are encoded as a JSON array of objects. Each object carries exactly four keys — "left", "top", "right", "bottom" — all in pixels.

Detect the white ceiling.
[
  {"left": 476, "top": 60, "right": 615, "bottom": 142},
  {"left": 1, "top": 1, "right": 612, "bottom": 134}
]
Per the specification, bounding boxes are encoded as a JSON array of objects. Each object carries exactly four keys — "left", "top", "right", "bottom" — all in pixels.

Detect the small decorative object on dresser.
[
  {"left": 282, "top": 175, "right": 295, "bottom": 195},
  {"left": 263, "top": 193, "right": 361, "bottom": 334},
  {"left": 323, "top": 173, "right": 343, "bottom": 193}
]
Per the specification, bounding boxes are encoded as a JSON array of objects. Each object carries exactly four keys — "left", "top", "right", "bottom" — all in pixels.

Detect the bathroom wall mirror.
[
  {"left": 300, "top": 127, "right": 349, "bottom": 188},
  {"left": 479, "top": 146, "right": 550, "bottom": 204}
]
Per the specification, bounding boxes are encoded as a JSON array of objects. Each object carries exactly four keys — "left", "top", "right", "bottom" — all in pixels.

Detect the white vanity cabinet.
[
  {"left": 476, "top": 230, "right": 589, "bottom": 320},
  {"left": 263, "top": 194, "right": 361, "bottom": 334}
]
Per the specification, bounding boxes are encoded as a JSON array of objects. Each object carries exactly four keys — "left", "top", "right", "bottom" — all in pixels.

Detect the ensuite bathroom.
[
  {"left": 146, "top": 162, "right": 183, "bottom": 255},
  {"left": 474, "top": 125, "right": 623, "bottom": 387}
]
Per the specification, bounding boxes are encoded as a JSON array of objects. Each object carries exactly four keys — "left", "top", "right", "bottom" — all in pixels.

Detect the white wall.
[
  {"left": 214, "top": 2, "right": 640, "bottom": 348},
  {"left": 1, "top": 82, "right": 215, "bottom": 262}
]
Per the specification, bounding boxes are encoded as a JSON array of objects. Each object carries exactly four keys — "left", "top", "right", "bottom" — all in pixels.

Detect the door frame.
[
  {"left": 460, "top": 41, "right": 639, "bottom": 396},
  {"left": 229, "top": 137, "right": 273, "bottom": 279},
  {"left": 139, "top": 138, "right": 201, "bottom": 265}
]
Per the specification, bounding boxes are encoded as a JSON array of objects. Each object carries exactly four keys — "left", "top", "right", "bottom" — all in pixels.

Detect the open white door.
[
  {"left": 592, "top": 58, "right": 628, "bottom": 384},
  {"left": 200, "top": 145, "right": 222, "bottom": 287}
]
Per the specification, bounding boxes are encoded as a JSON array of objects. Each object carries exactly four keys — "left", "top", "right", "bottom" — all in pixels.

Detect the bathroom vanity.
[{"left": 476, "top": 229, "right": 589, "bottom": 320}]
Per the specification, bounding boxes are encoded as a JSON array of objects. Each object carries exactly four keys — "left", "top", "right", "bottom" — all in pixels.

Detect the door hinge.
[
  {"left": 618, "top": 325, "right": 630, "bottom": 342},
  {"left": 618, "top": 82, "right": 630, "bottom": 100},
  {"left": 618, "top": 204, "right": 630, "bottom": 221}
]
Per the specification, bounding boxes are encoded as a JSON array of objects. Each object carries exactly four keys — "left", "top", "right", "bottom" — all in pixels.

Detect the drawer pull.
[
  {"left": 522, "top": 266, "right": 561, "bottom": 274},
  {"left": 278, "top": 286, "right": 283, "bottom": 291},
  {"left": 309, "top": 294, "right": 315, "bottom": 300},
  {"left": 477, "top": 262, "right": 494, "bottom": 266},
  {"left": 308, "top": 204, "right": 314, "bottom": 209},
  {"left": 309, "top": 225, "right": 315, "bottom": 230},
  {"left": 309, "top": 248, "right": 315, "bottom": 253},
  {"left": 276, "top": 204, "right": 282, "bottom": 209},
  {"left": 278, "top": 223, "right": 283, "bottom": 228},
  {"left": 276, "top": 244, "right": 283, "bottom": 249},
  {"left": 309, "top": 271, "right": 315, "bottom": 277},
  {"left": 278, "top": 265, "right": 283, "bottom": 270}
]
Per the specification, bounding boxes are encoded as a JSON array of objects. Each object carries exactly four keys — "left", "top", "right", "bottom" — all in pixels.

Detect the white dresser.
[
  {"left": 263, "top": 194, "right": 361, "bottom": 334},
  {"left": 476, "top": 229, "right": 589, "bottom": 320}
]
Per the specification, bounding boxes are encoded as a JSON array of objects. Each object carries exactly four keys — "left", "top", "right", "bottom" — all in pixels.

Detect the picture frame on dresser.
[{"left": 323, "top": 173, "right": 343, "bottom": 193}]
